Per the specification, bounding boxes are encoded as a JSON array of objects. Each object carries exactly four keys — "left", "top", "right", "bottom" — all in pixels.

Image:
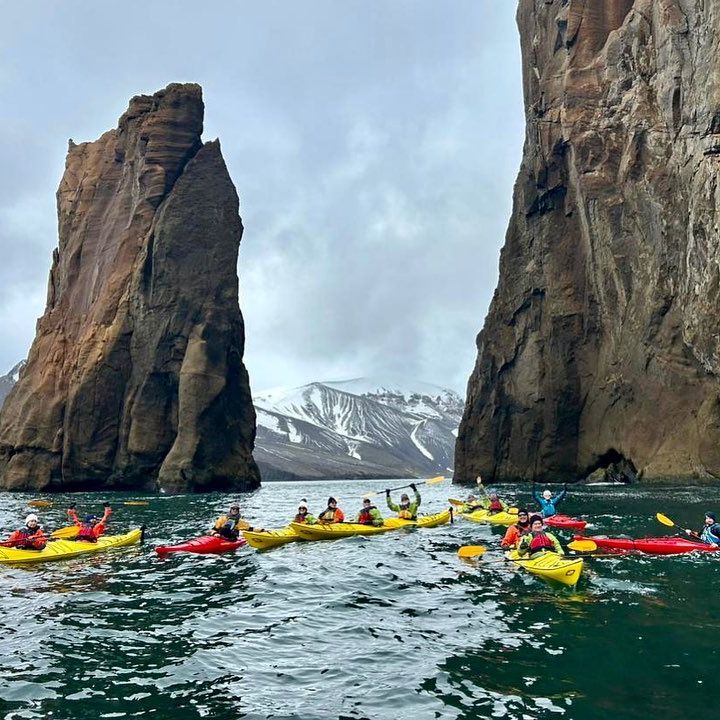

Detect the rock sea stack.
[
  {"left": 0, "top": 83, "right": 260, "bottom": 492},
  {"left": 456, "top": 0, "right": 720, "bottom": 484}
]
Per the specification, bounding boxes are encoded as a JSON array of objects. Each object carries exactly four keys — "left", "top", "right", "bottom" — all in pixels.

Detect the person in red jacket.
[
  {"left": 4, "top": 514, "right": 47, "bottom": 551},
  {"left": 67, "top": 503, "right": 112, "bottom": 542}
]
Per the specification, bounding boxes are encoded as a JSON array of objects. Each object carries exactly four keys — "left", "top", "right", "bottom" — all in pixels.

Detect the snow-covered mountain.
[
  {"left": 0, "top": 361, "right": 25, "bottom": 407},
  {"left": 254, "top": 378, "right": 464, "bottom": 480}
]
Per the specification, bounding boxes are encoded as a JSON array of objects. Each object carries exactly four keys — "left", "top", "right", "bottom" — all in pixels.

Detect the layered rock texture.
[
  {"left": 456, "top": 0, "right": 720, "bottom": 483},
  {"left": 0, "top": 83, "right": 260, "bottom": 492}
]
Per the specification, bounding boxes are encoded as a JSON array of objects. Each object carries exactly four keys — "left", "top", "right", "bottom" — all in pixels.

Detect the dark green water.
[{"left": 0, "top": 481, "right": 718, "bottom": 720}]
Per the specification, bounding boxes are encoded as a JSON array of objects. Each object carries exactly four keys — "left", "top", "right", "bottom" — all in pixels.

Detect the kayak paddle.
[
  {"left": 28, "top": 500, "right": 53, "bottom": 508},
  {"left": 567, "top": 539, "right": 598, "bottom": 553},
  {"left": 656, "top": 512, "right": 675, "bottom": 527},
  {"left": 124, "top": 501, "right": 149, "bottom": 506},
  {"left": 363, "top": 475, "right": 445, "bottom": 500},
  {"left": 457, "top": 545, "right": 487, "bottom": 558},
  {"left": 51, "top": 525, "right": 79, "bottom": 539}
]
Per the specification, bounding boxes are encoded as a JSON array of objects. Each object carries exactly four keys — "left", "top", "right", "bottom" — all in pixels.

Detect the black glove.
[
  {"left": 410, "top": 483, "right": 417, "bottom": 491},
  {"left": 102, "top": 501, "right": 111, "bottom": 508},
  {"left": 385, "top": 489, "right": 390, "bottom": 497}
]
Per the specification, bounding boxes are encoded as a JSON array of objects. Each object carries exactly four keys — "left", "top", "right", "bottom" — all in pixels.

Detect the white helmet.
[
  {"left": 542, "top": 489, "right": 552, "bottom": 500},
  {"left": 298, "top": 500, "right": 308, "bottom": 510},
  {"left": 25, "top": 514, "right": 39, "bottom": 525}
]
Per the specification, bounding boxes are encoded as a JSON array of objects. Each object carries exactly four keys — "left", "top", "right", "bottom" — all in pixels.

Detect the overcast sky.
[{"left": 0, "top": 1, "right": 523, "bottom": 395}]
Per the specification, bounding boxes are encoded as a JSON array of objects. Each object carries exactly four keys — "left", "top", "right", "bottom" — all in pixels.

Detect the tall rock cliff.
[
  {"left": 456, "top": 1, "right": 720, "bottom": 484},
  {"left": 0, "top": 83, "right": 260, "bottom": 492}
]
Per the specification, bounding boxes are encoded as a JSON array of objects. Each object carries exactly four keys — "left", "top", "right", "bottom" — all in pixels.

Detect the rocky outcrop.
[
  {"left": 456, "top": 1, "right": 720, "bottom": 484},
  {"left": 0, "top": 83, "right": 260, "bottom": 492}
]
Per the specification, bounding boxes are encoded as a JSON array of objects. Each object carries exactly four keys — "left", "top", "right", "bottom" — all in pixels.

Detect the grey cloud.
[{"left": 0, "top": 1, "right": 523, "bottom": 393}]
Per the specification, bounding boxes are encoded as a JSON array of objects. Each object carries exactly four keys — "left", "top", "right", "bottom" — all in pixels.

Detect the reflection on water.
[{"left": 0, "top": 481, "right": 718, "bottom": 719}]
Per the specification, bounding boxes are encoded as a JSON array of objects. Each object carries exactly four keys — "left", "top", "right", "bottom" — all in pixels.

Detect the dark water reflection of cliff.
[{"left": 0, "top": 481, "right": 717, "bottom": 719}]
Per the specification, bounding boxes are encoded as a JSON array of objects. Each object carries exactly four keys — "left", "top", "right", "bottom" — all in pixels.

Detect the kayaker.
[
  {"left": 357, "top": 498, "right": 384, "bottom": 527},
  {"left": 386, "top": 484, "right": 421, "bottom": 520},
  {"left": 3, "top": 514, "right": 47, "bottom": 551},
  {"left": 516, "top": 515, "right": 564, "bottom": 558},
  {"left": 532, "top": 483, "right": 568, "bottom": 518},
  {"left": 211, "top": 502, "right": 253, "bottom": 540},
  {"left": 67, "top": 503, "right": 112, "bottom": 542},
  {"left": 461, "top": 494, "right": 485, "bottom": 513},
  {"left": 684, "top": 512, "right": 720, "bottom": 546},
  {"left": 500, "top": 508, "right": 531, "bottom": 548},
  {"left": 480, "top": 491, "right": 508, "bottom": 515},
  {"left": 317, "top": 497, "right": 345, "bottom": 524},
  {"left": 293, "top": 500, "right": 318, "bottom": 525}
]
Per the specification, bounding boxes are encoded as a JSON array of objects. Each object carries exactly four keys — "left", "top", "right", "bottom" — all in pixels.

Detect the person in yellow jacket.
[{"left": 211, "top": 502, "right": 254, "bottom": 540}]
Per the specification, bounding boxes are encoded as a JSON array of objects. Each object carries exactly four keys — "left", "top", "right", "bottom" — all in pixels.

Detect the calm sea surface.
[{"left": 0, "top": 480, "right": 718, "bottom": 720}]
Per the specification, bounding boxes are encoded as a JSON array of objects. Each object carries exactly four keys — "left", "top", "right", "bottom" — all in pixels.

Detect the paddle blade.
[
  {"left": 124, "top": 501, "right": 149, "bottom": 506},
  {"left": 476, "top": 475, "right": 483, "bottom": 486},
  {"left": 448, "top": 498, "right": 465, "bottom": 506},
  {"left": 656, "top": 512, "right": 675, "bottom": 528},
  {"left": 507, "top": 507, "right": 519, "bottom": 514},
  {"left": 426, "top": 475, "right": 445, "bottom": 485},
  {"left": 51, "top": 525, "right": 79, "bottom": 539},
  {"left": 28, "top": 500, "right": 53, "bottom": 508},
  {"left": 568, "top": 539, "right": 598, "bottom": 552},
  {"left": 457, "top": 545, "right": 486, "bottom": 558}
]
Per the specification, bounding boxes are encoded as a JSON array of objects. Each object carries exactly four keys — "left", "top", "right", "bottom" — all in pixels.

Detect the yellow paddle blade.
[
  {"left": 476, "top": 475, "right": 483, "bottom": 485},
  {"left": 656, "top": 512, "right": 675, "bottom": 528},
  {"left": 508, "top": 507, "right": 518, "bottom": 514},
  {"left": 567, "top": 539, "right": 597, "bottom": 552},
  {"left": 124, "top": 501, "right": 149, "bottom": 506},
  {"left": 426, "top": 475, "right": 445, "bottom": 485},
  {"left": 28, "top": 500, "right": 53, "bottom": 508},
  {"left": 458, "top": 545, "right": 486, "bottom": 558},
  {"left": 448, "top": 498, "right": 465, "bottom": 506},
  {"left": 51, "top": 525, "right": 79, "bottom": 539}
]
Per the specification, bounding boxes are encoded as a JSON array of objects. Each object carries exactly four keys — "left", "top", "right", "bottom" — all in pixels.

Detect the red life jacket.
[
  {"left": 488, "top": 499, "right": 503, "bottom": 512},
  {"left": 14, "top": 527, "right": 47, "bottom": 550},
  {"left": 76, "top": 524, "right": 98, "bottom": 542},
  {"left": 529, "top": 531, "right": 555, "bottom": 553},
  {"left": 294, "top": 513, "right": 308, "bottom": 524},
  {"left": 358, "top": 507, "right": 375, "bottom": 525}
]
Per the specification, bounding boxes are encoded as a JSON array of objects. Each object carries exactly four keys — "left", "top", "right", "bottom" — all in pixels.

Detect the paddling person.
[
  {"left": 211, "top": 502, "right": 254, "bottom": 540},
  {"left": 461, "top": 494, "right": 485, "bottom": 513},
  {"left": 481, "top": 491, "right": 508, "bottom": 515},
  {"left": 317, "top": 497, "right": 345, "bottom": 524},
  {"left": 516, "top": 514, "right": 564, "bottom": 558},
  {"left": 532, "top": 483, "right": 568, "bottom": 518},
  {"left": 386, "top": 484, "right": 421, "bottom": 520},
  {"left": 501, "top": 508, "right": 531, "bottom": 548},
  {"left": 684, "top": 512, "right": 720, "bottom": 546},
  {"left": 293, "top": 500, "right": 318, "bottom": 525},
  {"left": 357, "top": 498, "right": 384, "bottom": 527},
  {"left": 3, "top": 514, "right": 47, "bottom": 551},
  {"left": 67, "top": 502, "right": 112, "bottom": 542}
]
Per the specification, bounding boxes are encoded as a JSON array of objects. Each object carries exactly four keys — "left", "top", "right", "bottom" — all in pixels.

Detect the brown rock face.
[
  {"left": 455, "top": 1, "right": 720, "bottom": 484},
  {"left": 0, "top": 83, "right": 260, "bottom": 492}
]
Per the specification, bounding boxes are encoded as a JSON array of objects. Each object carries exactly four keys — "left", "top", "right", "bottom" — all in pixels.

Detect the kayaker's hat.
[
  {"left": 400, "top": 493, "right": 410, "bottom": 502},
  {"left": 298, "top": 501, "right": 308, "bottom": 510},
  {"left": 25, "top": 514, "right": 39, "bottom": 525},
  {"left": 467, "top": 494, "right": 476, "bottom": 501},
  {"left": 362, "top": 497, "right": 371, "bottom": 504},
  {"left": 705, "top": 511, "right": 716, "bottom": 522},
  {"left": 84, "top": 514, "right": 97, "bottom": 524},
  {"left": 328, "top": 497, "right": 337, "bottom": 506},
  {"left": 529, "top": 514, "right": 544, "bottom": 526},
  {"left": 542, "top": 489, "right": 552, "bottom": 500},
  {"left": 229, "top": 503, "right": 240, "bottom": 511},
  {"left": 517, "top": 508, "right": 529, "bottom": 518},
  {"left": 489, "top": 492, "right": 499, "bottom": 499}
]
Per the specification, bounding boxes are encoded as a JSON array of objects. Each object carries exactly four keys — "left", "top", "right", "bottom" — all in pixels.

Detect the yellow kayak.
[
  {"left": 463, "top": 509, "right": 518, "bottom": 526},
  {"left": 243, "top": 527, "right": 300, "bottom": 550},
  {"left": 385, "top": 509, "right": 452, "bottom": 529},
  {"left": 0, "top": 528, "right": 144, "bottom": 565},
  {"left": 291, "top": 510, "right": 452, "bottom": 540},
  {"left": 506, "top": 549, "right": 583, "bottom": 587}
]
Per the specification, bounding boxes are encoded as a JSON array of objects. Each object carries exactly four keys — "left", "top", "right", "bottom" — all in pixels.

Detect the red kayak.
[
  {"left": 546, "top": 514, "right": 587, "bottom": 531},
  {"left": 574, "top": 535, "right": 720, "bottom": 555},
  {"left": 155, "top": 535, "right": 246, "bottom": 555}
]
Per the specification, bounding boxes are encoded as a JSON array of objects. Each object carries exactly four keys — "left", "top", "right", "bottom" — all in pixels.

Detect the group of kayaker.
[
  {"left": 1, "top": 503, "right": 113, "bottom": 550},
  {"left": 205, "top": 486, "right": 424, "bottom": 543}
]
